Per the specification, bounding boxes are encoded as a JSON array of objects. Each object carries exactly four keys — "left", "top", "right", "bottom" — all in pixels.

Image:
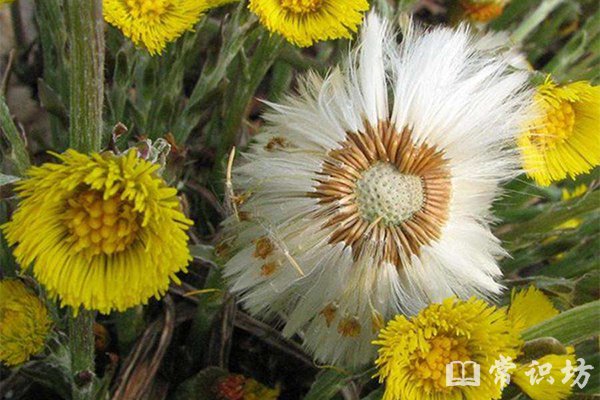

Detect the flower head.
[
  {"left": 375, "top": 288, "right": 575, "bottom": 400},
  {"left": 519, "top": 77, "right": 600, "bottom": 186},
  {"left": 3, "top": 149, "right": 192, "bottom": 313},
  {"left": 507, "top": 286, "right": 575, "bottom": 400},
  {"left": 512, "top": 352, "right": 576, "bottom": 400},
  {"left": 374, "top": 298, "right": 521, "bottom": 400},
  {"left": 221, "top": 14, "right": 532, "bottom": 366},
  {"left": 103, "top": 0, "right": 232, "bottom": 55},
  {"left": 0, "top": 280, "right": 52, "bottom": 366},
  {"left": 248, "top": 0, "right": 369, "bottom": 47}
]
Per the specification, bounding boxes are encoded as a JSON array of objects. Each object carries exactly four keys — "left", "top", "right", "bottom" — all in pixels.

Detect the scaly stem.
[
  {"left": 66, "top": 0, "right": 104, "bottom": 153},
  {"left": 64, "top": 1, "right": 104, "bottom": 399}
]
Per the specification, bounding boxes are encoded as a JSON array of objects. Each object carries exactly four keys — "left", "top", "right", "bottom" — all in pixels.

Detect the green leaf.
[
  {"left": 189, "top": 244, "right": 217, "bottom": 267},
  {"left": 114, "top": 306, "right": 145, "bottom": 354},
  {"left": 171, "top": 367, "right": 229, "bottom": 400},
  {"left": 500, "top": 190, "right": 600, "bottom": 245},
  {"left": 304, "top": 369, "right": 351, "bottom": 400},
  {"left": 0, "top": 94, "right": 30, "bottom": 173},
  {"left": 510, "top": 0, "right": 566, "bottom": 43},
  {"left": 522, "top": 300, "right": 600, "bottom": 344}
]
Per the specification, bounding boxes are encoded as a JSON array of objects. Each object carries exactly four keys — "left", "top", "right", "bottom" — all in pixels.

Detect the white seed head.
[{"left": 221, "top": 13, "right": 533, "bottom": 367}]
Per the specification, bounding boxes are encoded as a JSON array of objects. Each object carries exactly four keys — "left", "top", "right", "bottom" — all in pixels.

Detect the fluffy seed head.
[{"left": 221, "top": 14, "right": 532, "bottom": 366}]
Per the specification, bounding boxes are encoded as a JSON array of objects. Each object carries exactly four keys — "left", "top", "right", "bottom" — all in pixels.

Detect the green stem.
[
  {"left": 69, "top": 310, "right": 96, "bottom": 400},
  {"left": 510, "top": 0, "right": 565, "bottom": 43},
  {"left": 216, "top": 33, "right": 284, "bottom": 162},
  {"left": 65, "top": 0, "right": 104, "bottom": 153},
  {"left": 0, "top": 94, "right": 30, "bottom": 174},
  {"left": 64, "top": 1, "right": 104, "bottom": 398}
]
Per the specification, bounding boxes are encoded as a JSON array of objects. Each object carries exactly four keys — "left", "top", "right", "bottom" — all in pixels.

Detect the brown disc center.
[{"left": 313, "top": 122, "right": 451, "bottom": 269}]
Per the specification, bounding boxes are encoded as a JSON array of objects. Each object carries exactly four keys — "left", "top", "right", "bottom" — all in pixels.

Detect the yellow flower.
[
  {"left": 519, "top": 77, "right": 600, "bottom": 186},
  {"left": 507, "top": 286, "right": 559, "bottom": 333},
  {"left": 507, "top": 286, "right": 575, "bottom": 400},
  {"left": 512, "top": 351, "right": 576, "bottom": 400},
  {"left": 248, "top": 0, "right": 369, "bottom": 47},
  {"left": 0, "top": 280, "right": 52, "bottom": 366},
  {"left": 375, "top": 288, "right": 576, "bottom": 400},
  {"left": 3, "top": 149, "right": 192, "bottom": 313},
  {"left": 458, "top": 0, "right": 509, "bottom": 23},
  {"left": 103, "top": 0, "right": 234, "bottom": 55},
  {"left": 374, "top": 298, "right": 521, "bottom": 400}
]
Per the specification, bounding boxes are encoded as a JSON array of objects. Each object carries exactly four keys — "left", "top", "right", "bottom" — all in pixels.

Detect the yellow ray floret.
[
  {"left": 507, "top": 286, "right": 559, "bottom": 334},
  {"left": 103, "top": 0, "right": 235, "bottom": 55},
  {"left": 519, "top": 77, "right": 600, "bottom": 186},
  {"left": 0, "top": 280, "right": 53, "bottom": 366},
  {"left": 3, "top": 149, "right": 193, "bottom": 313},
  {"left": 374, "top": 297, "right": 521, "bottom": 400},
  {"left": 248, "top": 0, "right": 370, "bottom": 47}
]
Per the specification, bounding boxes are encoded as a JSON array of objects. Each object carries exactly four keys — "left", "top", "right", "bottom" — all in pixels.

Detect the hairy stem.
[
  {"left": 64, "top": 1, "right": 104, "bottom": 399},
  {"left": 66, "top": 0, "right": 104, "bottom": 152},
  {"left": 68, "top": 310, "right": 96, "bottom": 400}
]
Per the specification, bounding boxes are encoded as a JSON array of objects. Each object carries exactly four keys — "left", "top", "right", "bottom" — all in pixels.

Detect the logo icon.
[{"left": 446, "top": 361, "right": 481, "bottom": 387}]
